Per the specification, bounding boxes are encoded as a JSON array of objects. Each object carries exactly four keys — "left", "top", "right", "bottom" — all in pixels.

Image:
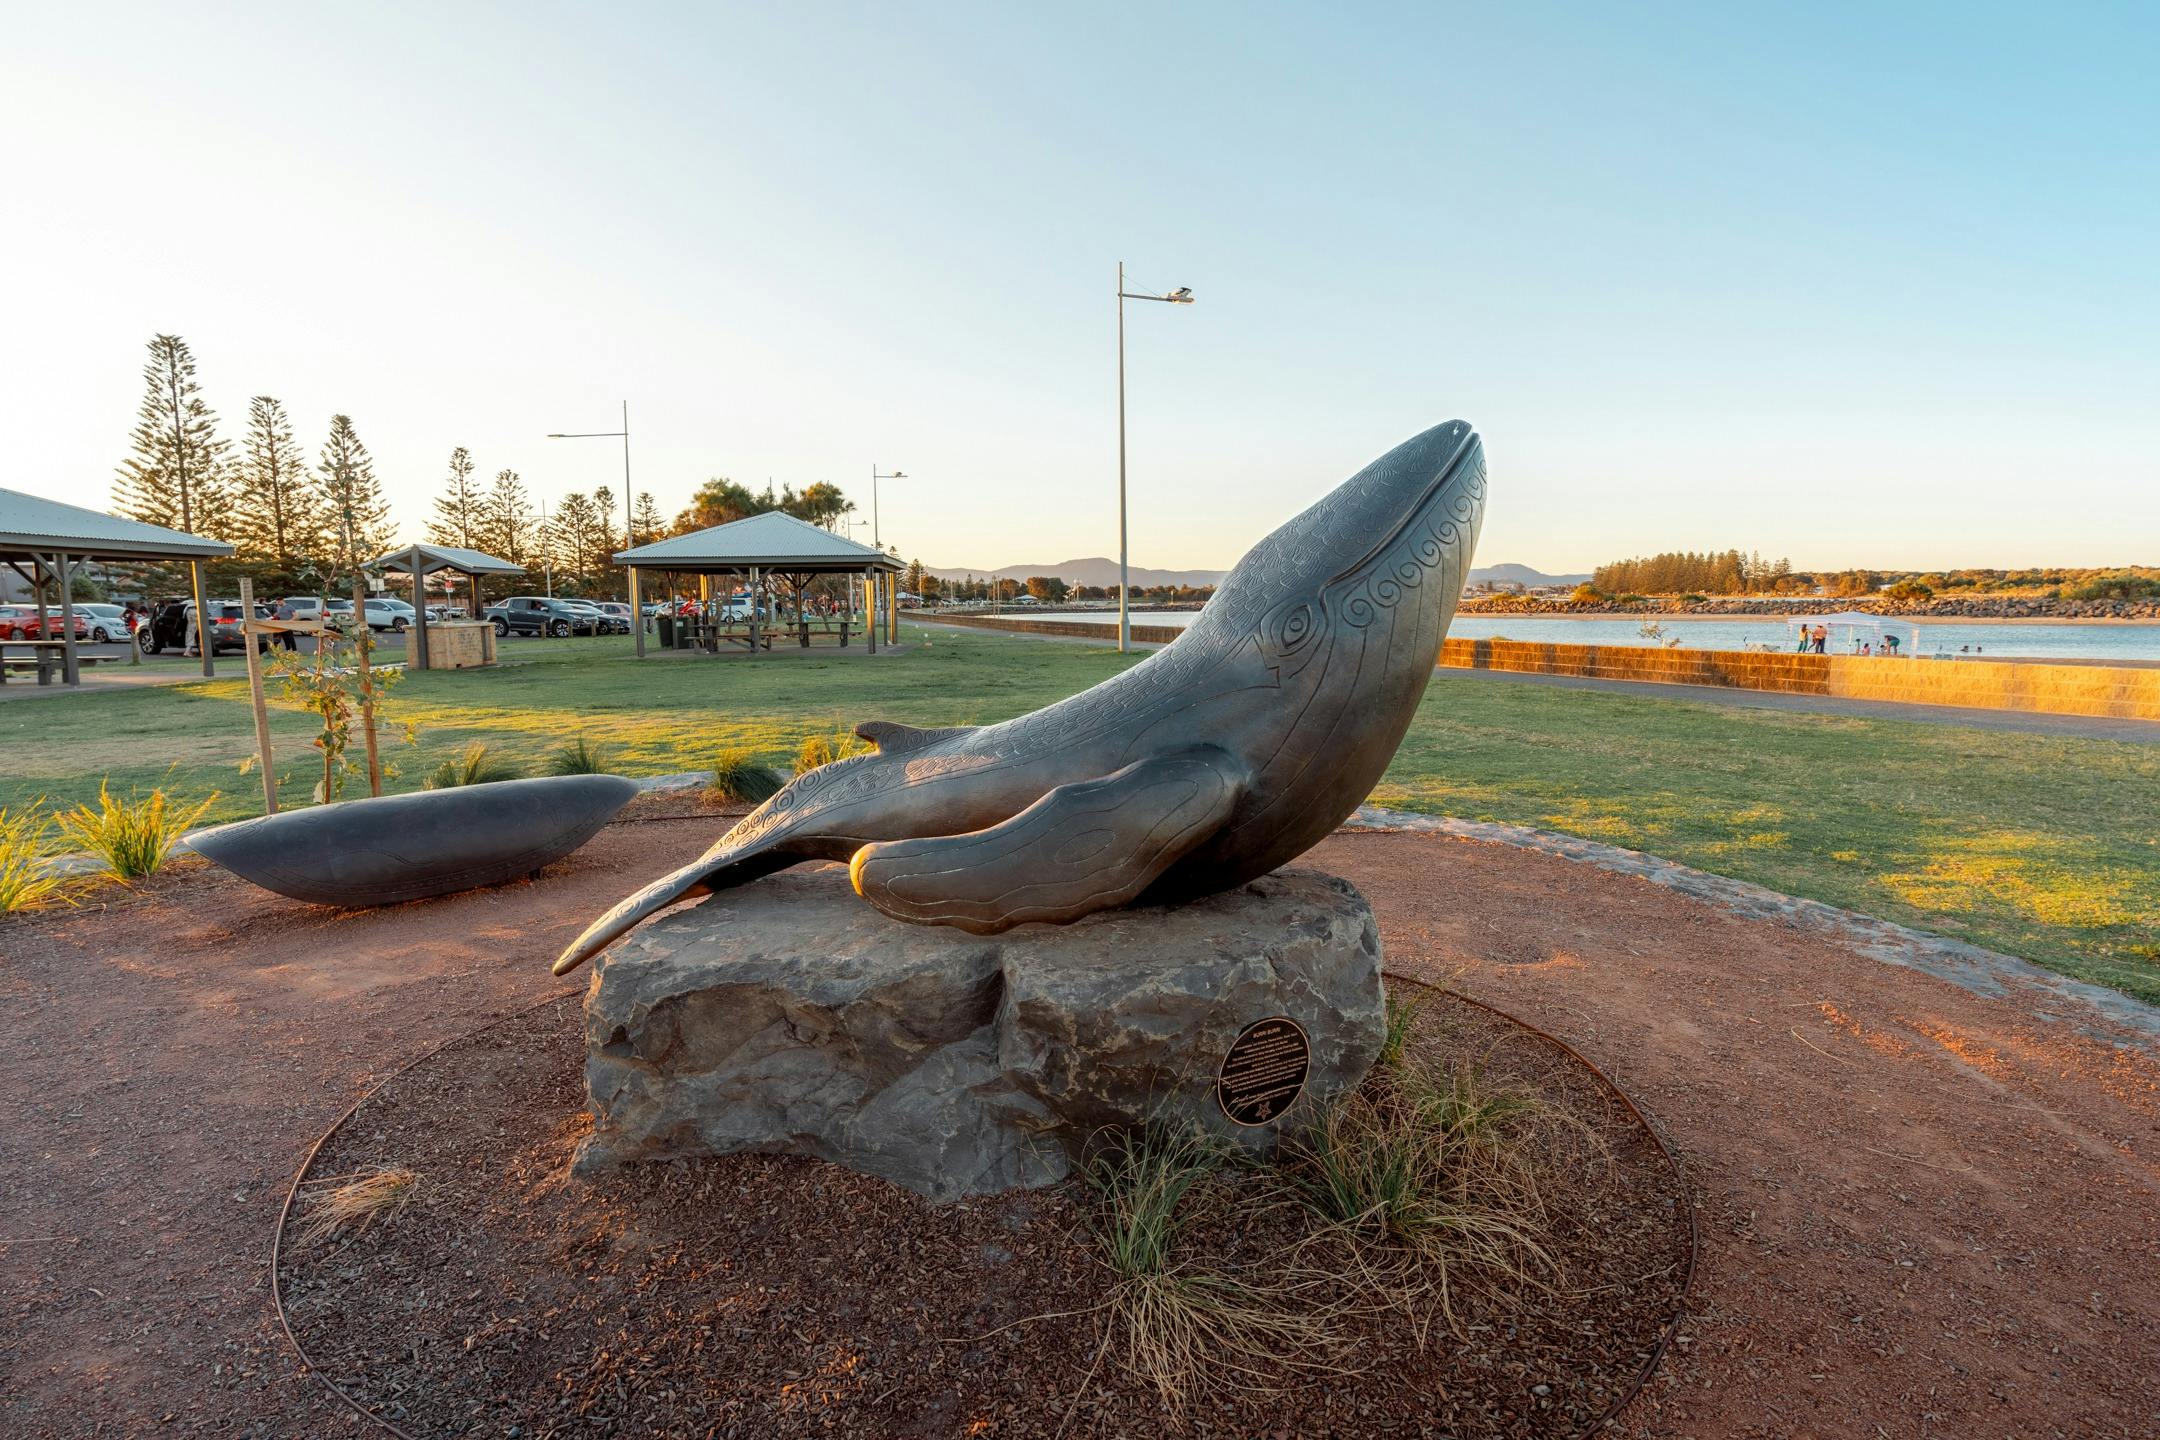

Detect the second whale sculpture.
[{"left": 554, "top": 420, "right": 1487, "bottom": 975}]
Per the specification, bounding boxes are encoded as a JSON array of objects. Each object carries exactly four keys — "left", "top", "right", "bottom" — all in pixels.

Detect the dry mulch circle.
[{"left": 273, "top": 982, "right": 1692, "bottom": 1439}]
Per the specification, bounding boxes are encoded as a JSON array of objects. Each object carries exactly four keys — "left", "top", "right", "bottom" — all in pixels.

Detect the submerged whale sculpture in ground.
[
  {"left": 554, "top": 420, "right": 1486, "bottom": 976},
  {"left": 192, "top": 775, "right": 640, "bottom": 906}
]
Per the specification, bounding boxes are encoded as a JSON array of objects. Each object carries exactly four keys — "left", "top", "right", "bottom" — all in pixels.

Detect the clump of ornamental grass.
[
  {"left": 0, "top": 805, "right": 73, "bottom": 912},
  {"left": 426, "top": 742, "right": 522, "bottom": 789},
  {"left": 54, "top": 784, "right": 216, "bottom": 881},
  {"left": 792, "top": 729, "right": 868, "bottom": 775},
  {"left": 294, "top": 1165, "right": 420, "bottom": 1248},
  {"left": 543, "top": 736, "right": 613, "bottom": 775},
  {"left": 708, "top": 748, "right": 785, "bottom": 805},
  {"left": 1079, "top": 1127, "right": 1344, "bottom": 1412},
  {"left": 1281, "top": 1047, "right": 1556, "bottom": 1345}
]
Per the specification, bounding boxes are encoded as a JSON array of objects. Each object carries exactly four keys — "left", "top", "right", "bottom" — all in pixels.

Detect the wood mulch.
[
  {"left": 1, "top": 799, "right": 2155, "bottom": 1437},
  {"left": 273, "top": 988, "right": 1687, "bottom": 1438}
]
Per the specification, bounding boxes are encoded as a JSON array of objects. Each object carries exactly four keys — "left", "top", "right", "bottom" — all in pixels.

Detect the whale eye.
[{"left": 1268, "top": 599, "right": 1319, "bottom": 658}]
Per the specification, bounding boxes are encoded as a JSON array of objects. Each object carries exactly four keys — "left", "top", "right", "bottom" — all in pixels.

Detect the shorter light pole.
[
  {"left": 1115, "top": 261, "right": 1194, "bottom": 652},
  {"left": 548, "top": 400, "right": 633, "bottom": 588}
]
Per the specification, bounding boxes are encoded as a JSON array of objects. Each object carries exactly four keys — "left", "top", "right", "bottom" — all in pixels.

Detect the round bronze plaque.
[{"left": 1215, "top": 1016, "right": 1310, "bottom": 1127}]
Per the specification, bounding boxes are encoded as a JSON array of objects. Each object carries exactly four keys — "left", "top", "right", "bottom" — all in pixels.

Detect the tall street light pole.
[
  {"left": 1115, "top": 262, "right": 1194, "bottom": 652},
  {"left": 547, "top": 399, "right": 634, "bottom": 564},
  {"left": 870, "top": 466, "right": 907, "bottom": 548}
]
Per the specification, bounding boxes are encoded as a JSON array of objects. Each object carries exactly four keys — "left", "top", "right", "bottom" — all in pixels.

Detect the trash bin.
[{"left": 657, "top": 614, "right": 675, "bottom": 648}]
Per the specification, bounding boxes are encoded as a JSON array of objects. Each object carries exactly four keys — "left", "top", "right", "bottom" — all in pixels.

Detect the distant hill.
[
  {"left": 926, "top": 558, "right": 1587, "bottom": 590},
  {"left": 1469, "top": 563, "right": 1591, "bottom": 588},
  {"left": 926, "top": 557, "right": 1226, "bottom": 589}
]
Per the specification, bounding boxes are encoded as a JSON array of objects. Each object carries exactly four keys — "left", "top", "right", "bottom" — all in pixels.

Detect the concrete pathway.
[
  {"left": 1430, "top": 665, "right": 2160, "bottom": 742},
  {"left": 913, "top": 619, "right": 2160, "bottom": 743}
]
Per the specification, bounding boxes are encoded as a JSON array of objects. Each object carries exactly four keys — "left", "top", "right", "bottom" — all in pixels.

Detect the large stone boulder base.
[{"left": 577, "top": 865, "right": 1385, "bottom": 1202}]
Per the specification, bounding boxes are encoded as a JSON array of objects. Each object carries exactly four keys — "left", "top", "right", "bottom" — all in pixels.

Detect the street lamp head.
[
  {"left": 546, "top": 433, "right": 566, "bottom": 438},
  {"left": 1167, "top": 287, "right": 1194, "bottom": 304}
]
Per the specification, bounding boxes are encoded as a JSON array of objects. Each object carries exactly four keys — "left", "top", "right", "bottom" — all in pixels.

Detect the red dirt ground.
[{"left": 2, "top": 812, "right": 2155, "bottom": 1438}]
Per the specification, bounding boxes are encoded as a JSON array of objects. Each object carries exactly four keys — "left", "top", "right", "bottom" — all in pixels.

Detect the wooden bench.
[{"left": 0, "top": 639, "right": 94, "bottom": 685}]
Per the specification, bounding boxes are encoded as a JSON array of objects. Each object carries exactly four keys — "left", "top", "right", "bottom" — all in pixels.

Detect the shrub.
[
  {"left": 543, "top": 737, "right": 613, "bottom": 775},
  {"left": 1885, "top": 579, "right": 1934, "bottom": 601},
  {"left": 426, "top": 743, "right": 522, "bottom": 789},
  {"left": 1678, "top": 592, "right": 1708, "bottom": 604},
  {"left": 708, "top": 748, "right": 785, "bottom": 804},
  {"left": 0, "top": 805, "right": 71, "bottom": 912},
  {"left": 55, "top": 784, "right": 216, "bottom": 880},
  {"left": 1616, "top": 593, "right": 1647, "bottom": 605},
  {"left": 1568, "top": 584, "right": 1608, "bottom": 606},
  {"left": 793, "top": 730, "right": 867, "bottom": 775},
  {"left": 2062, "top": 573, "right": 2160, "bottom": 602}
]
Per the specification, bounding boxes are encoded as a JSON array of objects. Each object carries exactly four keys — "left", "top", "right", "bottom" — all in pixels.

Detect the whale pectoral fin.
[
  {"left": 854, "top": 720, "right": 976, "bottom": 753},
  {"left": 848, "top": 747, "right": 1246, "bottom": 935}
]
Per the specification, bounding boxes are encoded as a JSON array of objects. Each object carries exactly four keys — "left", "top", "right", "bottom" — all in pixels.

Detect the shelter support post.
[
  {"left": 629, "top": 566, "right": 645, "bottom": 658},
  {"left": 189, "top": 559, "right": 213, "bottom": 677},
  {"left": 56, "top": 553, "right": 79, "bottom": 685},
  {"left": 865, "top": 568, "right": 876, "bottom": 654},
  {"left": 470, "top": 570, "right": 482, "bottom": 626},
  {"left": 886, "top": 571, "right": 898, "bottom": 646},
  {"left": 408, "top": 544, "right": 429, "bottom": 670},
  {"left": 239, "top": 577, "right": 277, "bottom": 814},
  {"left": 749, "top": 567, "right": 763, "bottom": 653}
]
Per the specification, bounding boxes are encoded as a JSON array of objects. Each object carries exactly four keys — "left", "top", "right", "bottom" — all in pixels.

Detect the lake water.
[{"left": 999, "top": 610, "right": 2160, "bottom": 663}]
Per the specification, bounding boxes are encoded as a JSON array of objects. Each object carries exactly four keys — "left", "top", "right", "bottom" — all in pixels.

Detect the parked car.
[
  {"left": 482, "top": 596, "right": 610, "bottom": 637},
  {"left": 275, "top": 596, "right": 356, "bottom": 626},
  {"left": 593, "top": 601, "right": 636, "bottom": 631},
  {"left": 137, "top": 599, "right": 270, "bottom": 656},
  {"left": 0, "top": 604, "right": 37, "bottom": 639},
  {"left": 76, "top": 602, "right": 131, "bottom": 643},
  {"left": 359, "top": 597, "right": 418, "bottom": 632},
  {"left": 563, "top": 600, "right": 630, "bottom": 635},
  {"left": 19, "top": 610, "right": 91, "bottom": 641}
]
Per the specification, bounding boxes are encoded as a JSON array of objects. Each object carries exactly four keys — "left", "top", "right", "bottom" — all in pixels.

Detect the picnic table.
[{"left": 0, "top": 638, "right": 105, "bottom": 685}]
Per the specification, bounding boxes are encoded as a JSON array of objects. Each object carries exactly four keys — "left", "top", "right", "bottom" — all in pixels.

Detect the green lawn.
[{"left": 6, "top": 626, "right": 2156, "bottom": 1003}]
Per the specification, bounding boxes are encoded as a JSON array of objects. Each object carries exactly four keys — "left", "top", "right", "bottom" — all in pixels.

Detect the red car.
[
  {"left": 0, "top": 604, "right": 33, "bottom": 640},
  {"left": 18, "top": 611, "right": 90, "bottom": 641}
]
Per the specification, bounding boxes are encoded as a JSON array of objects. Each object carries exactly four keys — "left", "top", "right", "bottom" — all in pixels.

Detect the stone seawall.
[{"left": 919, "top": 614, "right": 2160, "bottom": 722}]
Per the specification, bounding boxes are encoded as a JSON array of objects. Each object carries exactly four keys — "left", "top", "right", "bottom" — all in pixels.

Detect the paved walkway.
[
  {"left": 1431, "top": 665, "right": 2160, "bottom": 742},
  {"left": 913, "top": 620, "right": 2160, "bottom": 743}
]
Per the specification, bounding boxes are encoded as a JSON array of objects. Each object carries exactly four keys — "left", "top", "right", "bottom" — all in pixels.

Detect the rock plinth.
[{"left": 577, "top": 865, "right": 1385, "bottom": 1201}]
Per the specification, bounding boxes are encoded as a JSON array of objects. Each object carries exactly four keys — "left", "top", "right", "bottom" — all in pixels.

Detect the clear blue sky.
[{"left": 4, "top": 1, "right": 2155, "bottom": 573}]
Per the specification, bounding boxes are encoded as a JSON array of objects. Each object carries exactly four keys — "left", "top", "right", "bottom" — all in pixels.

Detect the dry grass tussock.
[
  {"left": 295, "top": 1165, "right": 421, "bottom": 1248},
  {"left": 1062, "top": 989, "right": 1573, "bottom": 1415}
]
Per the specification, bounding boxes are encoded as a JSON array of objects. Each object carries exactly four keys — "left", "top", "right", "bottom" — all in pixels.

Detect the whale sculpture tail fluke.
[{"left": 551, "top": 845, "right": 796, "bottom": 975}]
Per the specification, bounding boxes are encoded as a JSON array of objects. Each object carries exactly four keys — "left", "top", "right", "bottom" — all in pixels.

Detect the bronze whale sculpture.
[{"left": 554, "top": 420, "right": 1487, "bottom": 976}]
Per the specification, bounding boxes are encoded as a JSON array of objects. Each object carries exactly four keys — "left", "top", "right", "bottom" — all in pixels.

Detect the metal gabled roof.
[
  {"left": 367, "top": 542, "right": 526, "bottom": 576},
  {"left": 614, "top": 510, "right": 902, "bottom": 571},
  {"left": 0, "top": 486, "right": 236, "bottom": 561}
]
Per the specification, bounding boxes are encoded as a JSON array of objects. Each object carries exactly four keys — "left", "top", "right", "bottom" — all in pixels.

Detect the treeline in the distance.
[
  {"left": 102, "top": 335, "right": 891, "bottom": 604},
  {"left": 1590, "top": 549, "right": 2159, "bottom": 602}
]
